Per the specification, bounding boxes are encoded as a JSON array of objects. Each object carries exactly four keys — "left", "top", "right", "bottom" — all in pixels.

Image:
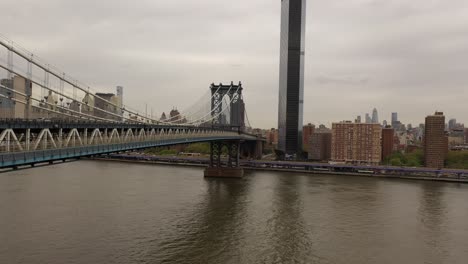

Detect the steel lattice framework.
[{"left": 0, "top": 120, "right": 258, "bottom": 169}]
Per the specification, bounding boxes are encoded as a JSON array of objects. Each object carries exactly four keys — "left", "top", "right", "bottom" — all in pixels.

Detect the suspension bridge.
[{"left": 0, "top": 35, "right": 263, "bottom": 177}]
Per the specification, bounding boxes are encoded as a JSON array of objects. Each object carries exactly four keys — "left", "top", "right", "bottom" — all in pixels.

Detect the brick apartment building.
[
  {"left": 331, "top": 122, "right": 382, "bottom": 165},
  {"left": 424, "top": 112, "right": 448, "bottom": 168}
]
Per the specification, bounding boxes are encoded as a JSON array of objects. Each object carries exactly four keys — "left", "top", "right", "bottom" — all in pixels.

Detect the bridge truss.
[{"left": 0, "top": 120, "right": 257, "bottom": 169}]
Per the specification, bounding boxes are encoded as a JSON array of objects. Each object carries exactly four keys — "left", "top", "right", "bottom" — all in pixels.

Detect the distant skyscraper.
[
  {"left": 371, "top": 108, "right": 379, "bottom": 124},
  {"left": 116, "top": 86, "right": 124, "bottom": 107},
  {"left": 277, "top": 0, "right": 307, "bottom": 155},
  {"left": 365, "top": 113, "right": 371, "bottom": 123},
  {"left": 391, "top": 112, "right": 398, "bottom": 127},
  {"left": 0, "top": 76, "right": 31, "bottom": 119},
  {"left": 448, "top": 118, "right": 456, "bottom": 131},
  {"left": 356, "top": 115, "right": 362, "bottom": 123},
  {"left": 383, "top": 120, "right": 388, "bottom": 127},
  {"left": 424, "top": 112, "right": 448, "bottom": 168},
  {"left": 116, "top": 86, "right": 124, "bottom": 120}
]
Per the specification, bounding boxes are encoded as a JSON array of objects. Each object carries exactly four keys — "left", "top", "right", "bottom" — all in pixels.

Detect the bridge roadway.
[{"left": 0, "top": 120, "right": 259, "bottom": 169}]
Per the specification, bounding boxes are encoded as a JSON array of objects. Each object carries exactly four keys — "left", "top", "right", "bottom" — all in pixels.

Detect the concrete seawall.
[{"left": 92, "top": 157, "right": 468, "bottom": 184}]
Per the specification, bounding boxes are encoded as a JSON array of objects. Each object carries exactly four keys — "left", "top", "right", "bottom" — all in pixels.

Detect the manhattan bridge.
[{"left": 0, "top": 35, "right": 262, "bottom": 177}]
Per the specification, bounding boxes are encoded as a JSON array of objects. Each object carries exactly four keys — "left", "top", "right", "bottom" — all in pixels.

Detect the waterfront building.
[
  {"left": 465, "top": 128, "right": 468, "bottom": 144},
  {"left": 68, "top": 100, "right": 80, "bottom": 113},
  {"left": 0, "top": 76, "right": 32, "bottom": 119},
  {"left": 424, "top": 112, "right": 448, "bottom": 168},
  {"left": 372, "top": 108, "right": 379, "bottom": 124},
  {"left": 169, "top": 108, "right": 180, "bottom": 122},
  {"left": 382, "top": 127, "right": 395, "bottom": 160},
  {"left": 448, "top": 135, "right": 464, "bottom": 146},
  {"left": 266, "top": 128, "right": 279, "bottom": 148},
  {"left": 277, "top": 0, "right": 307, "bottom": 155},
  {"left": 81, "top": 93, "right": 95, "bottom": 118},
  {"left": 94, "top": 93, "right": 120, "bottom": 121},
  {"left": 308, "top": 132, "right": 332, "bottom": 161},
  {"left": 0, "top": 78, "right": 14, "bottom": 119},
  {"left": 331, "top": 121, "right": 382, "bottom": 165},
  {"left": 160, "top": 112, "right": 167, "bottom": 121},
  {"left": 302, "top": 123, "right": 315, "bottom": 152}
]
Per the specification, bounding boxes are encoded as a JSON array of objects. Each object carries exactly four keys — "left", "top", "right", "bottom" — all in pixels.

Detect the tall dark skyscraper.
[
  {"left": 277, "top": 0, "right": 306, "bottom": 155},
  {"left": 391, "top": 112, "right": 398, "bottom": 127}
]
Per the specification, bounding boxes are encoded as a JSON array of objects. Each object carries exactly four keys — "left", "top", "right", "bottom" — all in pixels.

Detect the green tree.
[
  {"left": 390, "top": 158, "right": 402, "bottom": 166},
  {"left": 185, "top": 143, "right": 210, "bottom": 154}
]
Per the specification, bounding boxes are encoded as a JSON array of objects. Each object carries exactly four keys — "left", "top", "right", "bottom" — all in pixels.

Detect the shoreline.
[{"left": 92, "top": 157, "right": 468, "bottom": 184}]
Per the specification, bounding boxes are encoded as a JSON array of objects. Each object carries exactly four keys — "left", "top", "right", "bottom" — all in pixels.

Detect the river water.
[{"left": 1, "top": 160, "right": 467, "bottom": 264}]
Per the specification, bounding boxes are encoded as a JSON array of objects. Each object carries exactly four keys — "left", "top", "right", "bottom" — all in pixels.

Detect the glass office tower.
[{"left": 277, "top": 0, "right": 306, "bottom": 155}]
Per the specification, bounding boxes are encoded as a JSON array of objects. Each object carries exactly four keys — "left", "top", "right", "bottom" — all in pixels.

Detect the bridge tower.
[
  {"left": 204, "top": 82, "right": 245, "bottom": 178},
  {"left": 210, "top": 82, "right": 245, "bottom": 131}
]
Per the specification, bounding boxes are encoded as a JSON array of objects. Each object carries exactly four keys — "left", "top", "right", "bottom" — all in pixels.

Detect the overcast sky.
[{"left": 1, "top": 0, "right": 468, "bottom": 128}]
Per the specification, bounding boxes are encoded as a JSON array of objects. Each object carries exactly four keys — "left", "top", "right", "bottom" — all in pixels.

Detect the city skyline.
[{"left": 1, "top": 0, "right": 468, "bottom": 128}]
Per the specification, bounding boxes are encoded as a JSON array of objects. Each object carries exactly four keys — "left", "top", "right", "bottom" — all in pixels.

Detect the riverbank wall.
[{"left": 92, "top": 157, "right": 468, "bottom": 184}]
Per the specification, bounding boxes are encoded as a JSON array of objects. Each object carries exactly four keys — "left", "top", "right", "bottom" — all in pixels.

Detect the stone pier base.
[{"left": 204, "top": 167, "right": 244, "bottom": 178}]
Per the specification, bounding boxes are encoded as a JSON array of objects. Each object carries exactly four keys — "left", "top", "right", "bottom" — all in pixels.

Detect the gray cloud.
[{"left": 1, "top": 0, "right": 468, "bottom": 128}]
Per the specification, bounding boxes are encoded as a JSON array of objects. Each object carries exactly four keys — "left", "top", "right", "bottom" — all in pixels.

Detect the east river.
[{"left": 1, "top": 160, "right": 468, "bottom": 264}]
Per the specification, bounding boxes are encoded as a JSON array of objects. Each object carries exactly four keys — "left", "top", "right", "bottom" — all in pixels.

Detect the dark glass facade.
[{"left": 278, "top": 0, "right": 306, "bottom": 155}]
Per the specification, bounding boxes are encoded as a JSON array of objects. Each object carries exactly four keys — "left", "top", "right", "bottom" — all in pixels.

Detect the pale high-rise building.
[
  {"left": 0, "top": 76, "right": 32, "bottom": 119},
  {"left": 116, "top": 86, "right": 124, "bottom": 108},
  {"left": 372, "top": 108, "right": 379, "bottom": 124},
  {"left": 365, "top": 113, "right": 371, "bottom": 123}
]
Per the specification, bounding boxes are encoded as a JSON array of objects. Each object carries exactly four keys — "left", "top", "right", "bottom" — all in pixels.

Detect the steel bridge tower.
[{"left": 205, "top": 82, "right": 246, "bottom": 178}]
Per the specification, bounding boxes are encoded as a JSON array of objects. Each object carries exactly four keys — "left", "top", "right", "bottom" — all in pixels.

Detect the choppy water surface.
[{"left": 1, "top": 160, "right": 468, "bottom": 264}]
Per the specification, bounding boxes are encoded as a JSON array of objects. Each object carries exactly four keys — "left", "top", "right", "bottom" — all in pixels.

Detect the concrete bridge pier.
[{"left": 204, "top": 140, "right": 244, "bottom": 178}]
